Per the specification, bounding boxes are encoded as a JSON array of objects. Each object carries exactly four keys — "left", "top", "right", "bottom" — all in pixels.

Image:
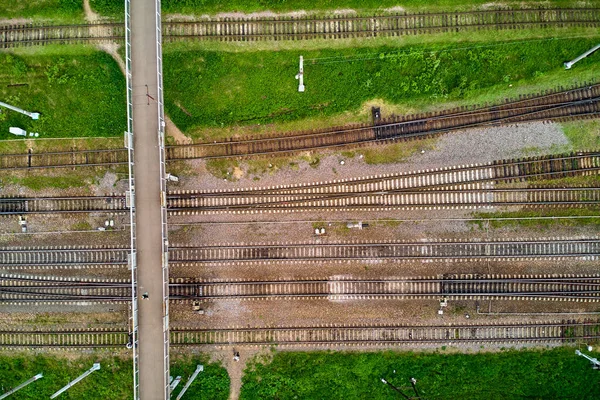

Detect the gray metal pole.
[
  {"left": 575, "top": 350, "right": 600, "bottom": 368},
  {"left": 564, "top": 43, "right": 600, "bottom": 69},
  {"left": 175, "top": 365, "right": 203, "bottom": 400},
  {"left": 0, "top": 101, "right": 40, "bottom": 119},
  {"left": 0, "top": 373, "right": 43, "bottom": 399},
  {"left": 169, "top": 376, "right": 181, "bottom": 392},
  {"left": 50, "top": 363, "right": 100, "bottom": 399}
]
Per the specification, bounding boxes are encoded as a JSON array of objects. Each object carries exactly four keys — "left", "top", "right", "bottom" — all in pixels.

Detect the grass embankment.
[
  {"left": 0, "top": 0, "right": 84, "bottom": 23},
  {"left": 90, "top": 0, "right": 600, "bottom": 17},
  {"left": 241, "top": 348, "right": 600, "bottom": 399},
  {"left": 163, "top": 37, "right": 600, "bottom": 140},
  {"left": 0, "top": 353, "right": 229, "bottom": 399},
  {"left": 471, "top": 208, "right": 600, "bottom": 230},
  {"left": 0, "top": 46, "right": 126, "bottom": 140},
  {"left": 561, "top": 119, "right": 600, "bottom": 150}
]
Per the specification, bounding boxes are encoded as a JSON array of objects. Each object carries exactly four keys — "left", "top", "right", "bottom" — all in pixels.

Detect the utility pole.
[
  {"left": 381, "top": 377, "right": 423, "bottom": 399},
  {"left": 50, "top": 363, "right": 100, "bottom": 399},
  {"left": 381, "top": 378, "right": 411, "bottom": 399},
  {"left": 0, "top": 101, "right": 40, "bottom": 119},
  {"left": 564, "top": 43, "right": 600, "bottom": 69},
  {"left": 175, "top": 365, "right": 204, "bottom": 400},
  {"left": 0, "top": 373, "right": 43, "bottom": 399},
  {"left": 575, "top": 350, "right": 600, "bottom": 369}
]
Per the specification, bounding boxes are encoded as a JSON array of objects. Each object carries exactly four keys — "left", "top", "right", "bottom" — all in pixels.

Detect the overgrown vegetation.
[
  {"left": 0, "top": 0, "right": 83, "bottom": 22},
  {"left": 0, "top": 46, "right": 125, "bottom": 140},
  {"left": 163, "top": 37, "right": 600, "bottom": 136},
  {"left": 240, "top": 348, "right": 600, "bottom": 399}
]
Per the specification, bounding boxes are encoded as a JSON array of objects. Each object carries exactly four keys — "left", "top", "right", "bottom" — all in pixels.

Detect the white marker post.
[
  {"left": 0, "top": 373, "right": 43, "bottom": 399},
  {"left": 50, "top": 363, "right": 100, "bottom": 399},
  {"left": 564, "top": 43, "right": 600, "bottom": 69},
  {"left": 0, "top": 101, "right": 40, "bottom": 119},
  {"left": 295, "top": 56, "right": 305, "bottom": 92},
  {"left": 175, "top": 365, "right": 204, "bottom": 400}
]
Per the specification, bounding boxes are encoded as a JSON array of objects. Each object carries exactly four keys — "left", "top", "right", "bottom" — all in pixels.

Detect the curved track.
[
  {"left": 166, "top": 85, "right": 600, "bottom": 160},
  {"left": 168, "top": 187, "right": 600, "bottom": 214}
]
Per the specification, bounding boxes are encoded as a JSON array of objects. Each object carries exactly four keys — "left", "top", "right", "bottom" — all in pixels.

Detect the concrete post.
[
  {"left": 175, "top": 365, "right": 203, "bottom": 400},
  {"left": 169, "top": 376, "right": 181, "bottom": 392},
  {"left": 0, "top": 101, "right": 40, "bottom": 119},
  {"left": 575, "top": 350, "right": 600, "bottom": 368},
  {"left": 0, "top": 374, "right": 43, "bottom": 399},
  {"left": 564, "top": 43, "right": 600, "bottom": 69},
  {"left": 50, "top": 363, "right": 100, "bottom": 399}
]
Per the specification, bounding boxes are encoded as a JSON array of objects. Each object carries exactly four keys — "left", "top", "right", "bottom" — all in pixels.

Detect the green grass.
[
  {"left": 470, "top": 208, "right": 600, "bottom": 230},
  {"left": 561, "top": 119, "right": 600, "bottom": 150},
  {"left": 0, "top": 353, "right": 132, "bottom": 399},
  {"left": 0, "top": 46, "right": 126, "bottom": 140},
  {"left": 163, "top": 36, "right": 600, "bottom": 137},
  {"left": 0, "top": 0, "right": 83, "bottom": 23},
  {"left": 0, "top": 352, "right": 229, "bottom": 400},
  {"left": 90, "top": 0, "right": 600, "bottom": 16},
  {"left": 240, "top": 347, "right": 600, "bottom": 400},
  {"left": 169, "top": 355, "right": 230, "bottom": 400},
  {"left": 1, "top": 175, "right": 89, "bottom": 190}
]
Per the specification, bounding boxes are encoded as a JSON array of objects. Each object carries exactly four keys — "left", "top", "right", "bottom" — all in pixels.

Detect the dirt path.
[
  {"left": 83, "top": 0, "right": 100, "bottom": 22},
  {"left": 210, "top": 347, "right": 268, "bottom": 400}
]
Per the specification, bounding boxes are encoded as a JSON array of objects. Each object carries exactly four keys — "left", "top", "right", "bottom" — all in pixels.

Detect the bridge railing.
[
  {"left": 124, "top": 0, "right": 139, "bottom": 398},
  {"left": 155, "top": 1, "right": 171, "bottom": 398}
]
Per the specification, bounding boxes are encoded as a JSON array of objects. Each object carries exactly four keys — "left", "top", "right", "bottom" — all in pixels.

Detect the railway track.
[
  {"left": 0, "top": 194, "right": 126, "bottom": 215},
  {"left": 3, "top": 274, "right": 599, "bottom": 302},
  {"left": 0, "top": 320, "right": 598, "bottom": 347},
  {"left": 177, "top": 152, "right": 600, "bottom": 195},
  {"left": 0, "top": 246, "right": 129, "bottom": 266},
  {"left": 172, "top": 320, "right": 600, "bottom": 346},
  {"left": 2, "top": 8, "right": 600, "bottom": 48},
  {"left": 169, "top": 275, "right": 600, "bottom": 301},
  {"left": 0, "top": 85, "right": 598, "bottom": 170},
  {"left": 169, "top": 238, "right": 600, "bottom": 263},
  {"left": 0, "top": 153, "right": 598, "bottom": 216},
  {"left": 2, "top": 187, "right": 598, "bottom": 216},
  {"left": 3, "top": 239, "right": 596, "bottom": 269}
]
